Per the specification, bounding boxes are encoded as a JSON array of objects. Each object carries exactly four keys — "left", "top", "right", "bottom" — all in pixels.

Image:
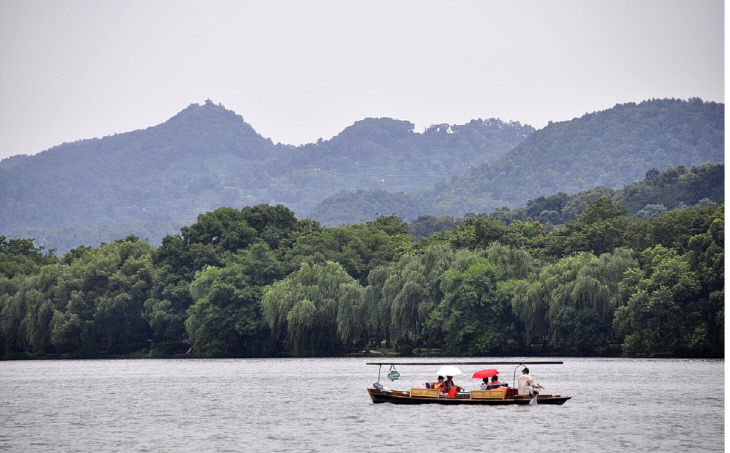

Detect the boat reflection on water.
[{"left": 367, "top": 361, "right": 571, "bottom": 406}]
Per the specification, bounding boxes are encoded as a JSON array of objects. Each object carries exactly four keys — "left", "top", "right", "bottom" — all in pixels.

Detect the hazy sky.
[{"left": 0, "top": 0, "right": 724, "bottom": 159}]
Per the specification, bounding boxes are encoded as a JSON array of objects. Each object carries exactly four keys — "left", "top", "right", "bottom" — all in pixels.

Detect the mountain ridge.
[
  {"left": 309, "top": 98, "right": 723, "bottom": 225},
  {"left": 432, "top": 98, "right": 723, "bottom": 211},
  {"left": 1, "top": 100, "right": 532, "bottom": 251}
]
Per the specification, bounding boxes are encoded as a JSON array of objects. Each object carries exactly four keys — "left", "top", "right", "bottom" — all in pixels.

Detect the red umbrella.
[{"left": 472, "top": 368, "right": 499, "bottom": 379}]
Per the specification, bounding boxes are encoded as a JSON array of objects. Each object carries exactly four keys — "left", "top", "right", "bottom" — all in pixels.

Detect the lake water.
[{"left": 0, "top": 357, "right": 723, "bottom": 452}]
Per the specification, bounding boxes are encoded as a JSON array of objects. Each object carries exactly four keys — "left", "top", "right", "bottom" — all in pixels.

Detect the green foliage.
[
  {"left": 408, "top": 215, "right": 465, "bottom": 240},
  {"left": 180, "top": 207, "right": 258, "bottom": 252},
  {"left": 0, "top": 236, "right": 57, "bottom": 279},
  {"left": 482, "top": 242, "right": 537, "bottom": 280},
  {"left": 0, "top": 189, "right": 723, "bottom": 359},
  {"left": 144, "top": 204, "right": 299, "bottom": 343},
  {"left": 49, "top": 237, "right": 154, "bottom": 355},
  {"left": 239, "top": 204, "right": 299, "bottom": 249},
  {"left": 491, "top": 164, "right": 723, "bottom": 227},
  {"left": 616, "top": 163, "right": 724, "bottom": 214},
  {"left": 613, "top": 246, "right": 703, "bottom": 356},
  {"left": 363, "top": 244, "right": 457, "bottom": 347},
  {"left": 512, "top": 249, "right": 637, "bottom": 353},
  {"left": 447, "top": 217, "right": 547, "bottom": 252},
  {"left": 425, "top": 257, "right": 519, "bottom": 355},
  {"left": 363, "top": 242, "right": 535, "bottom": 354},
  {"left": 142, "top": 234, "right": 217, "bottom": 343},
  {"left": 261, "top": 261, "right": 363, "bottom": 356},
  {"left": 284, "top": 215, "right": 412, "bottom": 283},
  {"left": 648, "top": 204, "right": 723, "bottom": 253},
  {"left": 0, "top": 237, "right": 155, "bottom": 357},
  {"left": 545, "top": 198, "right": 650, "bottom": 256},
  {"left": 614, "top": 206, "right": 724, "bottom": 357},
  {"left": 185, "top": 243, "right": 284, "bottom": 357}
]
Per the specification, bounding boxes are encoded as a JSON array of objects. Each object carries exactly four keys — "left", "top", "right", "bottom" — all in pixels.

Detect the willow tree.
[
  {"left": 382, "top": 255, "right": 425, "bottom": 346},
  {"left": 261, "top": 261, "right": 364, "bottom": 356},
  {"left": 511, "top": 279, "right": 548, "bottom": 348},
  {"left": 336, "top": 281, "right": 366, "bottom": 346},
  {"left": 512, "top": 248, "right": 636, "bottom": 353},
  {"left": 361, "top": 266, "right": 391, "bottom": 344},
  {"left": 0, "top": 274, "right": 38, "bottom": 356},
  {"left": 425, "top": 255, "right": 517, "bottom": 355},
  {"left": 483, "top": 241, "right": 537, "bottom": 280},
  {"left": 361, "top": 243, "right": 458, "bottom": 349}
]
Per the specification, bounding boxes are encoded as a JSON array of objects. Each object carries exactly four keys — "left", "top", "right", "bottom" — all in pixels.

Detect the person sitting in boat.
[
  {"left": 432, "top": 375, "right": 446, "bottom": 391},
  {"left": 443, "top": 376, "right": 463, "bottom": 396},
  {"left": 488, "top": 375, "right": 509, "bottom": 396},
  {"left": 486, "top": 375, "right": 503, "bottom": 389},
  {"left": 517, "top": 367, "right": 543, "bottom": 396},
  {"left": 480, "top": 377, "right": 490, "bottom": 390}
]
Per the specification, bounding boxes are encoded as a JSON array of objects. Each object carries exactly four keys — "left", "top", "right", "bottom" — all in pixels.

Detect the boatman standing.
[{"left": 517, "top": 367, "right": 543, "bottom": 396}]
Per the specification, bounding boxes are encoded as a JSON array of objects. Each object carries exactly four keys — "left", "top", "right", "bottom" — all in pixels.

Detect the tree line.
[{"left": 0, "top": 200, "right": 723, "bottom": 359}]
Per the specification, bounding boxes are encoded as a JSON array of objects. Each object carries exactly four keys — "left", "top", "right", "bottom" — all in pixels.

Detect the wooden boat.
[
  {"left": 367, "top": 386, "right": 571, "bottom": 405},
  {"left": 366, "top": 361, "right": 571, "bottom": 406}
]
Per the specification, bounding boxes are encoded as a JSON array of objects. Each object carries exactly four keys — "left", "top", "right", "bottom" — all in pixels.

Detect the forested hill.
[
  {"left": 0, "top": 101, "right": 531, "bottom": 252},
  {"left": 309, "top": 99, "right": 723, "bottom": 225},
  {"left": 406, "top": 163, "right": 723, "bottom": 240},
  {"left": 429, "top": 98, "right": 723, "bottom": 215}
]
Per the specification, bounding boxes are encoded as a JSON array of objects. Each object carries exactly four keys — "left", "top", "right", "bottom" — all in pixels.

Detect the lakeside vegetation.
[{"left": 1, "top": 165, "right": 723, "bottom": 359}]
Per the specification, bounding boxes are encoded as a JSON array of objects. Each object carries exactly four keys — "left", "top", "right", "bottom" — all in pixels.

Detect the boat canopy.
[
  {"left": 366, "top": 361, "right": 563, "bottom": 366},
  {"left": 367, "top": 361, "right": 564, "bottom": 385}
]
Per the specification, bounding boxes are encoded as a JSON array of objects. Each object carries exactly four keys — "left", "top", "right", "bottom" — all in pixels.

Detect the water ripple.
[{"left": 0, "top": 357, "right": 723, "bottom": 452}]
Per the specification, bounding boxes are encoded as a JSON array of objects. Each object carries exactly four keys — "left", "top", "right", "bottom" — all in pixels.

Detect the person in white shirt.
[
  {"left": 480, "top": 378, "right": 490, "bottom": 390},
  {"left": 517, "top": 367, "right": 543, "bottom": 396}
]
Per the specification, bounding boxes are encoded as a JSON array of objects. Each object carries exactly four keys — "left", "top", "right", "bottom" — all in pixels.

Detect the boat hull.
[{"left": 367, "top": 388, "right": 571, "bottom": 405}]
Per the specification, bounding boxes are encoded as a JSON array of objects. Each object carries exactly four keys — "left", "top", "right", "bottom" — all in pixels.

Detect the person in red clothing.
[
  {"left": 432, "top": 375, "right": 445, "bottom": 391},
  {"left": 444, "top": 376, "right": 462, "bottom": 397}
]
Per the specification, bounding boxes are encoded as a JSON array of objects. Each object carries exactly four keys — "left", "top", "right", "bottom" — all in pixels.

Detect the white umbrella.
[{"left": 437, "top": 365, "right": 462, "bottom": 377}]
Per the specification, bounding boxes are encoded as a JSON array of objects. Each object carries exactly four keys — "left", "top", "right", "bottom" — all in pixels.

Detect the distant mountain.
[
  {"left": 0, "top": 154, "right": 30, "bottom": 170},
  {"left": 286, "top": 117, "right": 531, "bottom": 193},
  {"left": 309, "top": 99, "right": 723, "bottom": 225},
  {"left": 306, "top": 190, "right": 427, "bottom": 226},
  {"left": 429, "top": 98, "right": 723, "bottom": 215},
  {"left": 0, "top": 100, "right": 532, "bottom": 252},
  {"left": 405, "top": 163, "right": 724, "bottom": 241}
]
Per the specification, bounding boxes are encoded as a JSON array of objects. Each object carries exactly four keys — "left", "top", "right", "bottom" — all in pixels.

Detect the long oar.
[{"left": 528, "top": 382, "right": 545, "bottom": 406}]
